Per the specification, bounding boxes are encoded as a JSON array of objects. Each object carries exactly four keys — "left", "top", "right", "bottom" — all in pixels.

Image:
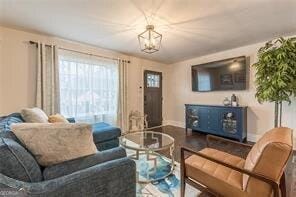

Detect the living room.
[{"left": 0, "top": 1, "right": 296, "bottom": 197}]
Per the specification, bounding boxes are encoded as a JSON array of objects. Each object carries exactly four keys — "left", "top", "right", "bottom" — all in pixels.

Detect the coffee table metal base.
[{"left": 129, "top": 148, "right": 174, "bottom": 184}]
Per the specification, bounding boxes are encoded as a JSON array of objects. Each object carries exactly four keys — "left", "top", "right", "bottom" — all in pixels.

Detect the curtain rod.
[{"left": 29, "top": 41, "right": 131, "bottom": 63}]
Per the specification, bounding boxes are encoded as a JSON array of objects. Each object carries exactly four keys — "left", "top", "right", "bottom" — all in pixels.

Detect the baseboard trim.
[
  {"left": 163, "top": 120, "right": 185, "bottom": 128},
  {"left": 163, "top": 120, "right": 296, "bottom": 149},
  {"left": 164, "top": 120, "right": 262, "bottom": 142},
  {"left": 247, "top": 133, "right": 261, "bottom": 142}
]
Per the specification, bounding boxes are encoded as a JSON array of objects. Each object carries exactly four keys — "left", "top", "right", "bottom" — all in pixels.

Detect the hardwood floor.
[{"left": 150, "top": 125, "right": 296, "bottom": 197}]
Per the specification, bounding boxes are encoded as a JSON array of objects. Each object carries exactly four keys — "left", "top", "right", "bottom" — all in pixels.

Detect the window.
[
  {"left": 58, "top": 49, "right": 119, "bottom": 124},
  {"left": 147, "top": 73, "right": 160, "bottom": 87}
]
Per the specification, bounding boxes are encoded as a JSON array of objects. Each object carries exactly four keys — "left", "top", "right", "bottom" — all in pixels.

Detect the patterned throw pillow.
[{"left": 48, "top": 114, "right": 69, "bottom": 123}]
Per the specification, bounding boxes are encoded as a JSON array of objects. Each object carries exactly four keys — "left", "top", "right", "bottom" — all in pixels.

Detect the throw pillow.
[
  {"left": 21, "top": 108, "right": 49, "bottom": 123},
  {"left": 0, "top": 137, "right": 43, "bottom": 182},
  {"left": 11, "top": 123, "right": 97, "bottom": 167},
  {"left": 0, "top": 113, "right": 24, "bottom": 141},
  {"left": 48, "top": 114, "right": 69, "bottom": 123}
]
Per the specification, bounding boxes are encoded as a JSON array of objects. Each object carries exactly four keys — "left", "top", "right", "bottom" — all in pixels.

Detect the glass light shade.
[{"left": 138, "top": 25, "right": 162, "bottom": 54}]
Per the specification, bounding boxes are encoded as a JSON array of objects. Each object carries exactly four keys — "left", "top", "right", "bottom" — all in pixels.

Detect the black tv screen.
[{"left": 192, "top": 56, "right": 247, "bottom": 92}]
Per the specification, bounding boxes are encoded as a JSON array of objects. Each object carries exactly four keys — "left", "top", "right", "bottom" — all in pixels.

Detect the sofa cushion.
[
  {"left": 185, "top": 148, "right": 245, "bottom": 197},
  {"left": 95, "top": 138, "right": 119, "bottom": 151},
  {"left": 0, "top": 113, "right": 24, "bottom": 141},
  {"left": 92, "top": 122, "right": 121, "bottom": 143},
  {"left": 21, "top": 108, "right": 49, "bottom": 123},
  {"left": 43, "top": 147, "right": 126, "bottom": 180},
  {"left": 0, "top": 138, "right": 42, "bottom": 182},
  {"left": 243, "top": 127, "right": 292, "bottom": 196},
  {"left": 11, "top": 123, "right": 98, "bottom": 167}
]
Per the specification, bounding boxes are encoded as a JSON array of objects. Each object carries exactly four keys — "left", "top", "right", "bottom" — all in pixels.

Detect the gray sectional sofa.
[{"left": 0, "top": 113, "right": 136, "bottom": 197}]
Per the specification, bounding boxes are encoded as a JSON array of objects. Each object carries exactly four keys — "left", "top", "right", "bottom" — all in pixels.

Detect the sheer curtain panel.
[{"left": 58, "top": 49, "right": 119, "bottom": 125}]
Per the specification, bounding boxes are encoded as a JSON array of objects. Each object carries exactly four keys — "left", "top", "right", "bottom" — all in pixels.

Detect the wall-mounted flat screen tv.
[{"left": 192, "top": 56, "right": 247, "bottom": 92}]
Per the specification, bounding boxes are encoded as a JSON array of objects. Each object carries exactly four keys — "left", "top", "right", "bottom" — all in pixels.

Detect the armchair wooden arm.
[{"left": 180, "top": 146, "right": 280, "bottom": 197}]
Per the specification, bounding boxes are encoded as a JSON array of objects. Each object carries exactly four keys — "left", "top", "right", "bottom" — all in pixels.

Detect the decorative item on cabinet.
[
  {"left": 231, "top": 94, "right": 238, "bottom": 106},
  {"left": 223, "top": 97, "right": 231, "bottom": 106},
  {"left": 185, "top": 104, "right": 247, "bottom": 142}
]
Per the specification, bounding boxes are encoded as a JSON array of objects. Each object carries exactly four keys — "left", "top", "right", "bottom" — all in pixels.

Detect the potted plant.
[{"left": 253, "top": 37, "right": 296, "bottom": 127}]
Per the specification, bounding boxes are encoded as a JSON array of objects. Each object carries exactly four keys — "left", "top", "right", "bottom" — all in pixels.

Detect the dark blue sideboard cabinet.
[{"left": 185, "top": 104, "right": 247, "bottom": 142}]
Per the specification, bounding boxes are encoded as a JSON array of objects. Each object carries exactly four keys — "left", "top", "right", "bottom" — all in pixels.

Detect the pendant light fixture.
[{"left": 138, "top": 25, "right": 162, "bottom": 54}]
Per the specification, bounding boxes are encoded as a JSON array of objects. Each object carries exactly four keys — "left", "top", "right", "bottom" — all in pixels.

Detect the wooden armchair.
[{"left": 181, "top": 127, "right": 293, "bottom": 197}]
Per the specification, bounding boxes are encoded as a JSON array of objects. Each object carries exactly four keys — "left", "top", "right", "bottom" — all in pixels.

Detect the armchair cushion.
[
  {"left": 243, "top": 127, "right": 293, "bottom": 196},
  {"left": 185, "top": 148, "right": 245, "bottom": 196},
  {"left": 0, "top": 138, "right": 42, "bottom": 182},
  {"left": 43, "top": 147, "right": 127, "bottom": 180}
]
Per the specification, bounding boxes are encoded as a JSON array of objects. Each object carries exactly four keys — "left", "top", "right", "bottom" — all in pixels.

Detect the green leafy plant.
[{"left": 253, "top": 37, "right": 296, "bottom": 127}]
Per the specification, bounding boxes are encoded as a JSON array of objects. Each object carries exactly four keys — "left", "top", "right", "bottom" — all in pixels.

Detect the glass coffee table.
[{"left": 120, "top": 131, "right": 175, "bottom": 183}]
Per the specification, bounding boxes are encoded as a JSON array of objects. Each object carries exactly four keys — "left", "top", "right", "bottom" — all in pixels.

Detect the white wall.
[
  {"left": 1, "top": 25, "right": 295, "bottom": 144},
  {"left": 127, "top": 56, "right": 169, "bottom": 120},
  {"left": 166, "top": 42, "right": 296, "bottom": 142},
  {"left": 0, "top": 26, "right": 169, "bottom": 123}
]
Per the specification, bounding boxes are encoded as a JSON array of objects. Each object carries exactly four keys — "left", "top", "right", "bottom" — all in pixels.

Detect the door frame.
[{"left": 143, "top": 69, "right": 163, "bottom": 127}]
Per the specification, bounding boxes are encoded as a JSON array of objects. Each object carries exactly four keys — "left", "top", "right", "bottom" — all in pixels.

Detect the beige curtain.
[
  {"left": 36, "top": 43, "right": 60, "bottom": 115},
  {"left": 117, "top": 60, "right": 128, "bottom": 133}
]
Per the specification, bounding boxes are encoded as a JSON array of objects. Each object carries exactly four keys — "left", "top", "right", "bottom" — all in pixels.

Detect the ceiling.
[{"left": 1, "top": 0, "right": 296, "bottom": 64}]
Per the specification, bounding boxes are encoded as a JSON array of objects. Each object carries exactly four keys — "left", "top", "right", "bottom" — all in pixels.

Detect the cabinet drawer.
[
  {"left": 197, "top": 107, "right": 209, "bottom": 130},
  {"left": 219, "top": 108, "right": 242, "bottom": 137},
  {"left": 208, "top": 107, "right": 219, "bottom": 131},
  {"left": 185, "top": 106, "right": 200, "bottom": 129}
]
